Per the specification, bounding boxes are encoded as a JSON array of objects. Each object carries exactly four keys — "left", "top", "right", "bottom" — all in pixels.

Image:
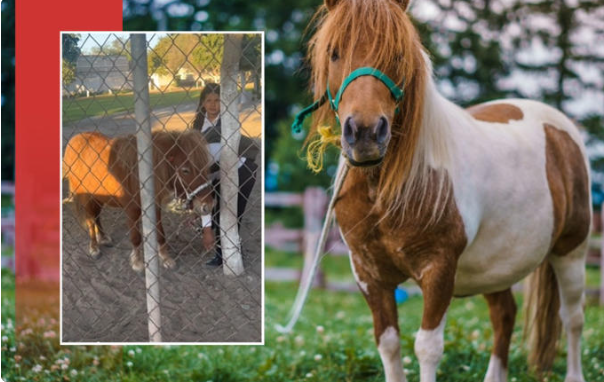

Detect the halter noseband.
[
  {"left": 291, "top": 67, "right": 405, "bottom": 133},
  {"left": 173, "top": 173, "right": 213, "bottom": 210}
]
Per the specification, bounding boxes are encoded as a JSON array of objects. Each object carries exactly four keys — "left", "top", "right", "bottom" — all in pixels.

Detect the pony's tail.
[{"left": 523, "top": 260, "right": 562, "bottom": 374}]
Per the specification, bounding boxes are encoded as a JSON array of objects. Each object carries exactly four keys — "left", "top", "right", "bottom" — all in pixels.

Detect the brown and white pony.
[
  {"left": 302, "top": 1, "right": 591, "bottom": 381},
  {"left": 63, "top": 130, "right": 215, "bottom": 271}
]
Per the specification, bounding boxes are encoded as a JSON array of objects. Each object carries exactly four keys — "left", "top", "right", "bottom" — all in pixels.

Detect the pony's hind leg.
[
  {"left": 549, "top": 241, "right": 588, "bottom": 382},
  {"left": 483, "top": 288, "right": 517, "bottom": 382},
  {"left": 94, "top": 211, "right": 112, "bottom": 246},
  {"left": 83, "top": 199, "right": 101, "bottom": 258}
]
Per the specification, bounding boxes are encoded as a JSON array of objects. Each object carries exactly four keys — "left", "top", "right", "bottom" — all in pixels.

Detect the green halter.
[{"left": 291, "top": 67, "right": 405, "bottom": 133}]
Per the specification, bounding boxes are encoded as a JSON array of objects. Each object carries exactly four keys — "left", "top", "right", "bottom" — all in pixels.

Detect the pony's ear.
[
  {"left": 397, "top": 0, "right": 411, "bottom": 11},
  {"left": 325, "top": 0, "right": 341, "bottom": 11}
]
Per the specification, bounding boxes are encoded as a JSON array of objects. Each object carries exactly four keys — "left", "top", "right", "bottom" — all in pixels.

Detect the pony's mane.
[
  {"left": 307, "top": 0, "right": 452, "bottom": 225},
  {"left": 111, "top": 130, "right": 211, "bottom": 202}
]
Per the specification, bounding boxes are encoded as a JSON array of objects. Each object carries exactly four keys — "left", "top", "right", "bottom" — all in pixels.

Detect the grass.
[
  {"left": 61, "top": 88, "right": 202, "bottom": 124},
  {"left": 62, "top": 82, "right": 258, "bottom": 124},
  {"left": 2, "top": 252, "right": 604, "bottom": 381}
]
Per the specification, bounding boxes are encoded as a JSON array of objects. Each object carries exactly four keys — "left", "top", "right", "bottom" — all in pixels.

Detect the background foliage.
[
  {"left": 123, "top": 0, "right": 604, "bottom": 191},
  {"left": 2, "top": 0, "right": 15, "bottom": 181}
]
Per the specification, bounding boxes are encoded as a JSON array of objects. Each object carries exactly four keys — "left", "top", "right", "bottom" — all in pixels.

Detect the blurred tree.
[
  {"left": 507, "top": 0, "right": 604, "bottom": 112},
  {"left": 90, "top": 37, "right": 132, "bottom": 60},
  {"left": 62, "top": 59, "right": 76, "bottom": 86},
  {"left": 123, "top": 0, "right": 603, "bottom": 191},
  {"left": 124, "top": 0, "right": 319, "bottom": 165},
  {"left": 62, "top": 34, "right": 81, "bottom": 64},
  {"left": 1, "top": 0, "right": 15, "bottom": 181},
  {"left": 412, "top": 0, "right": 512, "bottom": 105}
]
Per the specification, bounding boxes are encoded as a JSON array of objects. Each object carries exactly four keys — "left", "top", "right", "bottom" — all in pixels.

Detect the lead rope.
[{"left": 276, "top": 159, "right": 350, "bottom": 333}]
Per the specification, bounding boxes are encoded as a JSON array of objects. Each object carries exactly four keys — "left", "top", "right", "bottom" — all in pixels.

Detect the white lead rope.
[{"left": 276, "top": 160, "right": 350, "bottom": 333}]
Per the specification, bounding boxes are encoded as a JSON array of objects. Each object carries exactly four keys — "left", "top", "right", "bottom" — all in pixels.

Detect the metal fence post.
[
  {"left": 220, "top": 34, "right": 245, "bottom": 276},
  {"left": 131, "top": 33, "right": 162, "bottom": 342}
]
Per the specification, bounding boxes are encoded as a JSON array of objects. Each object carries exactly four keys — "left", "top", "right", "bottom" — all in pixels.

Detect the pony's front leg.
[
  {"left": 126, "top": 206, "right": 144, "bottom": 272},
  {"left": 352, "top": 257, "right": 406, "bottom": 382},
  {"left": 156, "top": 207, "right": 175, "bottom": 269},
  {"left": 415, "top": 260, "right": 455, "bottom": 382}
]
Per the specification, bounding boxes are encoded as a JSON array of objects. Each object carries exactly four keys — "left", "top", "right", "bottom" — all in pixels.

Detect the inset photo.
[{"left": 61, "top": 32, "right": 263, "bottom": 343}]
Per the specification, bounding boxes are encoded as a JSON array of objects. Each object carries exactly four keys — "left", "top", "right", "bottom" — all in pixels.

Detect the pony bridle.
[
  {"left": 173, "top": 173, "right": 212, "bottom": 210},
  {"left": 291, "top": 67, "right": 405, "bottom": 133}
]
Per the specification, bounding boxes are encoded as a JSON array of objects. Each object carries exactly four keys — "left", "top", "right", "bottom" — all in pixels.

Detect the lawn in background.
[
  {"left": 62, "top": 89, "right": 202, "bottom": 124},
  {"left": 1, "top": 248, "right": 603, "bottom": 381}
]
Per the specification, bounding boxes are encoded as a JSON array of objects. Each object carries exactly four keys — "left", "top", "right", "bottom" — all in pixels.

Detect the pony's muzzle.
[{"left": 342, "top": 115, "right": 390, "bottom": 167}]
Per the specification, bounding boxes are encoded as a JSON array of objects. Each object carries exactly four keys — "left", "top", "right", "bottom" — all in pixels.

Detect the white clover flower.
[
  {"left": 61, "top": 364, "right": 68, "bottom": 370},
  {"left": 136, "top": 348, "right": 142, "bottom": 354},
  {"left": 305, "top": 372, "right": 313, "bottom": 378},
  {"left": 2, "top": 336, "right": 7, "bottom": 342},
  {"left": 295, "top": 336, "right": 304, "bottom": 346},
  {"left": 197, "top": 353, "right": 206, "bottom": 359},
  {"left": 128, "top": 350, "right": 135, "bottom": 357},
  {"left": 316, "top": 326, "right": 325, "bottom": 334},
  {"left": 403, "top": 356, "right": 412, "bottom": 365},
  {"left": 32, "top": 364, "right": 43, "bottom": 373},
  {"left": 126, "top": 361, "right": 133, "bottom": 367},
  {"left": 314, "top": 354, "right": 322, "bottom": 361},
  {"left": 71, "top": 369, "right": 78, "bottom": 377},
  {"left": 299, "top": 351, "right": 306, "bottom": 357}
]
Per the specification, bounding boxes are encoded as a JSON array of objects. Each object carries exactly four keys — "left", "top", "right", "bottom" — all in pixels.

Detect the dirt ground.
[{"left": 61, "top": 101, "right": 262, "bottom": 343}]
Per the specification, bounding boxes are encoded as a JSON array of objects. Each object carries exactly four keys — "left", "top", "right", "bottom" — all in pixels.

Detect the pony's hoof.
[
  {"left": 89, "top": 247, "right": 101, "bottom": 258},
  {"left": 162, "top": 257, "right": 176, "bottom": 269},
  {"left": 131, "top": 260, "right": 145, "bottom": 272},
  {"left": 99, "top": 236, "right": 113, "bottom": 247},
  {"left": 130, "top": 252, "right": 144, "bottom": 272}
]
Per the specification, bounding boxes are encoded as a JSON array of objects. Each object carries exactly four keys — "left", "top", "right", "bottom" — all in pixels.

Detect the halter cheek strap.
[
  {"left": 291, "top": 67, "right": 405, "bottom": 133},
  {"left": 173, "top": 174, "right": 213, "bottom": 209}
]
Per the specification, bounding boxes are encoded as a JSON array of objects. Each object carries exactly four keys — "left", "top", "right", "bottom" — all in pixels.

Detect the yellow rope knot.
[{"left": 306, "top": 125, "right": 341, "bottom": 173}]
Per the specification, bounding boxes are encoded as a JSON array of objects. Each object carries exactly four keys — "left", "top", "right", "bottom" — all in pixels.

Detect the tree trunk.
[{"left": 220, "top": 34, "right": 245, "bottom": 276}]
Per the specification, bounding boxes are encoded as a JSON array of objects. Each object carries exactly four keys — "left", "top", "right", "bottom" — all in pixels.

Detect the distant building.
[
  {"left": 63, "top": 55, "right": 132, "bottom": 95},
  {"left": 150, "top": 67, "right": 218, "bottom": 91}
]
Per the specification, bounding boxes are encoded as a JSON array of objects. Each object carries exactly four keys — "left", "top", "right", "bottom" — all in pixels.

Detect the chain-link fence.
[{"left": 61, "top": 32, "right": 262, "bottom": 343}]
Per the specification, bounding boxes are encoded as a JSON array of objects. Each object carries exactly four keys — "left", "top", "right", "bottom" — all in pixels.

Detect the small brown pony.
[
  {"left": 291, "top": 1, "right": 592, "bottom": 382},
  {"left": 63, "top": 130, "right": 214, "bottom": 271}
]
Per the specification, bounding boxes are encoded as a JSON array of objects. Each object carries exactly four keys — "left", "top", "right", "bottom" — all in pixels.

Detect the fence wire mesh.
[{"left": 61, "top": 32, "right": 262, "bottom": 343}]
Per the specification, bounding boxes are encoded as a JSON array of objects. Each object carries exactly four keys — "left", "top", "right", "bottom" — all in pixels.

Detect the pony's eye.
[
  {"left": 331, "top": 49, "right": 339, "bottom": 62},
  {"left": 181, "top": 167, "right": 191, "bottom": 175}
]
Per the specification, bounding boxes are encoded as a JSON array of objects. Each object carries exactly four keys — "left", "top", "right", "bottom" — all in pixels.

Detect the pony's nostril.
[
  {"left": 375, "top": 117, "right": 390, "bottom": 144},
  {"left": 343, "top": 117, "right": 357, "bottom": 145}
]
